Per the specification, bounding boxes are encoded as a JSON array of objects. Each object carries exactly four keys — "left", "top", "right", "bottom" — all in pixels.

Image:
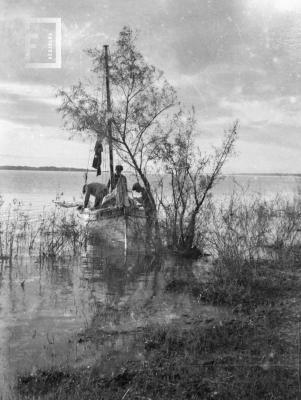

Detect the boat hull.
[{"left": 78, "top": 208, "right": 147, "bottom": 250}]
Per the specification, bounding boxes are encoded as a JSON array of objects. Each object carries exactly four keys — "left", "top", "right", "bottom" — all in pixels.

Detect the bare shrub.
[
  {"left": 206, "top": 194, "right": 301, "bottom": 287},
  {"left": 153, "top": 110, "right": 238, "bottom": 253}
]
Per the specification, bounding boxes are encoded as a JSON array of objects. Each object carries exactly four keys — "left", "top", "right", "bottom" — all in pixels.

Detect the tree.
[
  {"left": 153, "top": 109, "right": 239, "bottom": 253},
  {"left": 57, "top": 27, "right": 177, "bottom": 238},
  {"left": 57, "top": 26, "right": 239, "bottom": 253}
]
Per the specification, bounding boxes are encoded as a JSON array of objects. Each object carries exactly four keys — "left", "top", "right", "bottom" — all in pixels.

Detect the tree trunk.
[
  {"left": 183, "top": 210, "right": 198, "bottom": 251},
  {"left": 138, "top": 170, "right": 162, "bottom": 250}
]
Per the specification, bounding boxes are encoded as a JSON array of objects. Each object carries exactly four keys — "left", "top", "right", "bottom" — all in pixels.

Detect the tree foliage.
[
  {"left": 57, "top": 26, "right": 239, "bottom": 252},
  {"left": 58, "top": 26, "right": 176, "bottom": 185},
  {"left": 155, "top": 110, "right": 239, "bottom": 251},
  {"left": 57, "top": 27, "right": 177, "bottom": 246}
]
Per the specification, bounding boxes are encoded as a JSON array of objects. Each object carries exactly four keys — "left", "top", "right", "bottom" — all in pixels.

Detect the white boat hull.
[{"left": 78, "top": 208, "right": 147, "bottom": 250}]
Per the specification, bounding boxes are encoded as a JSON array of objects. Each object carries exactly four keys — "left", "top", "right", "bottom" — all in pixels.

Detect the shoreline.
[
  {"left": 16, "top": 253, "right": 301, "bottom": 399},
  {"left": 1, "top": 167, "right": 301, "bottom": 177}
]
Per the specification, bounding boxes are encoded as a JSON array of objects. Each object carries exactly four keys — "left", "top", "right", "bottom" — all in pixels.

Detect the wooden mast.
[
  {"left": 104, "top": 45, "right": 127, "bottom": 253},
  {"left": 104, "top": 45, "right": 114, "bottom": 191}
]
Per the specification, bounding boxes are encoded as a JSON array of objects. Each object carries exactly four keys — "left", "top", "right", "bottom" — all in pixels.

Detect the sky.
[{"left": 0, "top": 0, "right": 301, "bottom": 173}]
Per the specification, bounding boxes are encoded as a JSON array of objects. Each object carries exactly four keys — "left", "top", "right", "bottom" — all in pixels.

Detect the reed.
[
  {"left": 207, "top": 195, "right": 301, "bottom": 278},
  {"left": 0, "top": 202, "right": 88, "bottom": 262},
  {"left": 188, "top": 194, "right": 301, "bottom": 307}
]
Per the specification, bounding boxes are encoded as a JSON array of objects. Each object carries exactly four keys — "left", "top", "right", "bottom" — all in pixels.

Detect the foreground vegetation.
[
  {"left": 16, "top": 195, "right": 301, "bottom": 399},
  {"left": 0, "top": 201, "right": 88, "bottom": 262},
  {"left": 17, "top": 293, "right": 300, "bottom": 399}
]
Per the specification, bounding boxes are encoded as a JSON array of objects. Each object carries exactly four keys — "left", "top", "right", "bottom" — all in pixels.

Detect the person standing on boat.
[
  {"left": 115, "top": 166, "right": 130, "bottom": 208},
  {"left": 103, "top": 165, "right": 130, "bottom": 208},
  {"left": 82, "top": 182, "right": 108, "bottom": 209},
  {"left": 107, "top": 164, "right": 123, "bottom": 191}
]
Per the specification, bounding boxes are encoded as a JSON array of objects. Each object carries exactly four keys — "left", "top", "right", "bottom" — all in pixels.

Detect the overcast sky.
[{"left": 0, "top": 0, "right": 301, "bottom": 172}]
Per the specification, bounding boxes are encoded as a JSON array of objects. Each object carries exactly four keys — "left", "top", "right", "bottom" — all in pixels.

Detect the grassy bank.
[
  {"left": 17, "top": 310, "right": 299, "bottom": 399},
  {"left": 17, "top": 263, "right": 301, "bottom": 400}
]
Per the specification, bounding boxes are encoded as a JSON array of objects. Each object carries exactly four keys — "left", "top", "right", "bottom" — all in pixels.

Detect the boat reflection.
[{"left": 0, "top": 239, "right": 229, "bottom": 398}]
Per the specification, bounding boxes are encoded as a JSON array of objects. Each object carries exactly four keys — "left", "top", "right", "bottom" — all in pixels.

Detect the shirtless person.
[{"left": 82, "top": 182, "right": 108, "bottom": 209}]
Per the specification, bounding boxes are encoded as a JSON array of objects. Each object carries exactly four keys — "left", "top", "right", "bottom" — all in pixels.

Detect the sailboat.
[{"left": 77, "top": 45, "right": 147, "bottom": 250}]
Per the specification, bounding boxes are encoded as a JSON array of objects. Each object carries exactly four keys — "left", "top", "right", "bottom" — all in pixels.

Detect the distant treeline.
[
  {"left": 229, "top": 173, "right": 301, "bottom": 176},
  {"left": 0, "top": 166, "right": 93, "bottom": 172},
  {"left": 0, "top": 166, "right": 300, "bottom": 176}
]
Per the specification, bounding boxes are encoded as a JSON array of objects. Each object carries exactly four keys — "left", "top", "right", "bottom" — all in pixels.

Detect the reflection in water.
[{"left": 0, "top": 239, "right": 228, "bottom": 398}]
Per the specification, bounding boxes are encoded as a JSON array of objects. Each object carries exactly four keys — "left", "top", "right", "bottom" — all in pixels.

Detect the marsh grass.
[
  {"left": 163, "top": 196, "right": 301, "bottom": 309},
  {"left": 186, "top": 195, "right": 301, "bottom": 308},
  {"left": 0, "top": 201, "right": 88, "bottom": 262},
  {"left": 17, "top": 307, "right": 298, "bottom": 400},
  {"left": 13, "top": 195, "right": 301, "bottom": 399},
  {"left": 37, "top": 208, "right": 88, "bottom": 260},
  {"left": 208, "top": 194, "right": 301, "bottom": 269}
]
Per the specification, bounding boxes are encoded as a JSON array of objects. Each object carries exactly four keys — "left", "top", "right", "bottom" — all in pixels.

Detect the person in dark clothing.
[
  {"left": 132, "top": 182, "right": 157, "bottom": 243},
  {"left": 83, "top": 182, "right": 108, "bottom": 209},
  {"left": 132, "top": 183, "right": 154, "bottom": 215},
  {"left": 107, "top": 165, "right": 124, "bottom": 191},
  {"left": 92, "top": 139, "right": 103, "bottom": 176}
]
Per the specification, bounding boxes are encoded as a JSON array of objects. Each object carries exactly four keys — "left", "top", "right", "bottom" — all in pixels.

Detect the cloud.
[
  {"left": 0, "top": 0, "right": 300, "bottom": 172},
  {"left": 219, "top": 96, "right": 301, "bottom": 129},
  {"left": 0, "top": 81, "right": 58, "bottom": 106},
  {"left": 62, "top": 21, "right": 109, "bottom": 50},
  {"left": 226, "top": 139, "right": 301, "bottom": 174},
  {"left": 0, "top": 118, "right": 91, "bottom": 167},
  {"left": 0, "top": 81, "right": 61, "bottom": 128},
  {"left": 247, "top": 0, "right": 301, "bottom": 14}
]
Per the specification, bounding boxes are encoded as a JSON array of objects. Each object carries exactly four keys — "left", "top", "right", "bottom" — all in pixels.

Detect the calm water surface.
[
  {"left": 0, "top": 171, "right": 300, "bottom": 398},
  {"left": 0, "top": 170, "right": 300, "bottom": 212},
  {"left": 0, "top": 244, "right": 225, "bottom": 398}
]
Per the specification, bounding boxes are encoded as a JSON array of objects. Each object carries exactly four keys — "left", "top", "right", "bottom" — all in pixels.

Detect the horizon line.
[{"left": 0, "top": 165, "right": 301, "bottom": 176}]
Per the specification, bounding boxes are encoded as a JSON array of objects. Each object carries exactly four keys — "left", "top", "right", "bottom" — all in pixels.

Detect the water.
[
  {"left": 1, "top": 170, "right": 300, "bottom": 213},
  {"left": 0, "top": 246, "right": 226, "bottom": 398},
  {"left": 0, "top": 170, "right": 300, "bottom": 398}
]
